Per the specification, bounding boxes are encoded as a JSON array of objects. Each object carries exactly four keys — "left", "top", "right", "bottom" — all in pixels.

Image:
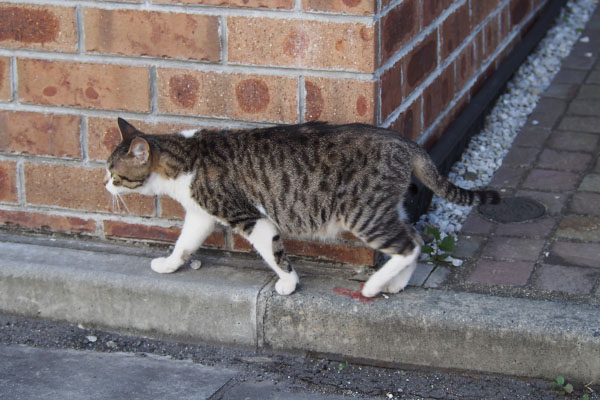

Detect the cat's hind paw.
[
  {"left": 151, "top": 256, "right": 182, "bottom": 274},
  {"left": 275, "top": 271, "right": 299, "bottom": 295}
]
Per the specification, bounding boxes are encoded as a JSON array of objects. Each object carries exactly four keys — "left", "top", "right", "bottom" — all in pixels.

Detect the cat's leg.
[
  {"left": 241, "top": 218, "right": 299, "bottom": 295},
  {"left": 382, "top": 258, "right": 417, "bottom": 294},
  {"left": 151, "top": 209, "right": 216, "bottom": 274}
]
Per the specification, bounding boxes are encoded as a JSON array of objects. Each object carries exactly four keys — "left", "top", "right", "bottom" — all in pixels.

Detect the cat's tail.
[{"left": 410, "top": 147, "right": 500, "bottom": 206}]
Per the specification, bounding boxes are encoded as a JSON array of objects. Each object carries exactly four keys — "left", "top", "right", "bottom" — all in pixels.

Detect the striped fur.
[{"left": 106, "top": 118, "right": 499, "bottom": 297}]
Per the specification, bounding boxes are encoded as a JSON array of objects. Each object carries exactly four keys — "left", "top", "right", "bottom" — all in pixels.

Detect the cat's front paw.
[
  {"left": 360, "top": 282, "right": 381, "bottom": 298},
  {"left": 151, "top": 256, "right": 182, "bottom": 274},
  {"left": 275, "top": 271, "right": 299, "bottom": 295}
]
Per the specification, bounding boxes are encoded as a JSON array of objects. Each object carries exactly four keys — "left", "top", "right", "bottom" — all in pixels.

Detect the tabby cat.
[{"left": 105, "top": 118, "right": 499, "bottom": 298}]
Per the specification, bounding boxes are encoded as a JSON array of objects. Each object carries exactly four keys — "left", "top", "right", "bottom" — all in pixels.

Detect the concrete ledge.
[{"left": 1, "top": 233, "right": 599, "bottom": 382}]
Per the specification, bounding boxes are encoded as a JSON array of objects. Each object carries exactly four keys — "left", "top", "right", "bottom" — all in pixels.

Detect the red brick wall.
[{"left": 0, "top": 0, "right": 546, "bottom": 266}]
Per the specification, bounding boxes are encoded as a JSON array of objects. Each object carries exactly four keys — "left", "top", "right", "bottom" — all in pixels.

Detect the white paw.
[
  {"left": 360, "top": 282, "right": 381, "bottom": 298},
  {"left": 151, "top": 256, "right": 182, "bottom": 274},
  {"left": 383, "top": 275, "right": 409, "bottom": 294},
  {"left": 274, "top": 271, "right": 299, "bottom": 296}
]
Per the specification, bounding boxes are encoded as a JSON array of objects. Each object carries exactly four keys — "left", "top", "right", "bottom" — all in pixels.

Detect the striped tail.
[{"left": 411, "top": 148, "right": 500, "bottom": 206}]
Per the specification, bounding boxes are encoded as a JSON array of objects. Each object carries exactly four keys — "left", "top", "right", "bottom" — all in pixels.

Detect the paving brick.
[
  {"left": 515, "top": 190, "right": 568, "bottom": 214},
  {"left": 303, "top": 77, "right": 376, "bottom": 124},
  {"left": 501, "top": 146, "right": 539, "bottom": 168},
  {"left": 85, "top": 9, "right": 220, "bottom": 62},
  {"left": 527, "top": 98, "right": 567, "bottom": 128},
  {"left": 158, "top": 69, "right": 298, "bottom": 123},
  {"left": 24, "top": 164, "right": 154, "bottom": 215},
  {"left": 569, "top": 192, "right": 600, "bottom": 216},
  {"left": 18, "top": 59, "right": 150, "bottom": 112},
  {"left": 579, "top": 173, "right": 600, "bottom": 192},
  {"left": 453, "top": 235, "right": 484, "bottom": 259},
  {"left": 547, "top": 131, "right": 598, "bottom": 152},
  {"left": 536, "top": 149, "right": 591, "bottom": 172},
  {"left": 461, "top": 213, "right": 495, "bottom": 235},
  {"left": 423, "top": 265, "right": 451, "bottom": 288},
  {"left": 557, "top": 216, "right": 600, "bottom": 242},
  {"left": 388, "top": 97, "right": 421, "bottom": 141},
  {"left": 0, "top": 4, "right": 77, "bottom": 52},
  {"left": 551, "top": 68, "right": 587, "bottom": 85},
  {"left": 154, "top": 0, "right": 293, "bottom": 8},
  {"left": 558, "top": 116, "right": 600, "bottom": 133},
  {"left": 548, "top": 241, "right": 600, "bottom": 268},
  {"left": 588, "top": 70, "right": 600, "bottom": 84},
  {"left": 227, "top": 17, "right": 375, "bottom": 72},
  {"left": 440, "top": 3, "right": 469, "bottom": 60},
  {"left": 495, "top": 217, "right": 556, "bottom": 238},
  {"left": 488, "top": 167, "right": 526, "bottom": 189},
  {"left": 0, "top": 111, "right": 81, "bottom": 158},
  {"left": 576, "top": 85, "right": 600, "bottom": 100},
  {"left": 0, "top": 161, "right": 18, "bottom": 203},
  {"left": 0, "top": 57, "right": 10, "bottom": 101},
  {"left": 87, "top": 117, "right": 194, "bottom": 161},
  {"left": 404, "top": 32, "right": 438, "bottom": 96},
  {"left": 541, "top": 83, "right": 578, "bottom": 100},
  {"left": 468, "top": 259, "right": 534, "bottom": 286},
  {"left": 568, "top": 100, "right": 600, "bottom": 116},
  {"left": 303, "top": 0, "right": 376, "bottom": 15},
  {"left": 512, "top": 126, "right": 552, "bottom": 148},
  {"left": 381, "top": 0, "right": 419, "bottom": 62},
  {"left": 522, "top": 169, "right": 579, "bottom": 191},
  {"left": 0, "top": 210, "right": 96, "bottom": 234},
  {"left": 407, "top": 262, "right": 435, "bottom": 287},
  {"left": 481, "top": 237, "right": 545, "bottom": 261},
  {"left": 534, "top": 264, "right": 597, "bottom": 294}
]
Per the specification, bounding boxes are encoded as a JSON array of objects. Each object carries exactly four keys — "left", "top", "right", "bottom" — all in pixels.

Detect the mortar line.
[
  {"left": 15, "top": 159, "right": 26, "bottom": 206},
  {"left": 76, "top": 4, "right": 85, "bottom": 54},
  {"left": 298, "top": 75, "right": 305, "bottom": 123},
  {"left": 219, "top": 15, "right": 228, "bottom": 65},
  {"left": 10, "top": 57, "right": 18, "bottom": 103},
  {"left": 149, "top": 66, "right": 158, "bottom": 115},
  {"left": 80, "top": 115, "right": 90, "bottom": 164}
]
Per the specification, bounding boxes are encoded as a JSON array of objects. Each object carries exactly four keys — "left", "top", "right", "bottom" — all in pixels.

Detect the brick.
[
  {"left": 85, "top": 9, "right": 220, "bottom": 62},
  {"left": 481, "top": 237, "right": 544, "bottom": 261},
  {"left": 512, "top": 126, "right": 552, "bottom": 147},
  {"left": 552, "top": 69, "right": 588, "bottom": 85},
  {"left": 522, "top": 169, "right": 579, "bottom": 191},
  {"left": 24, "top": 164, "right": 154, "bottom": 215},
  {"left": 557, "top": 216, "right": 600, "bottom": 242},
  {"left": 381, "top": 0, "right": 419, "bottom": 62},
  {"left": 501, "top": 146, "right": 539, "bottom": 168},
  {"left": 158, "top": 69, "right": 298, "bottom": 123},
  {"left": 483, "top": 15, "right": 501, "bottom": 59},
  {"left": 440, "top": 3, "right": 469, "bottom": 60},
  {"left": 0, "top": 210, "right": 96, "bottom": 234},
  {"left": 303, "top": 0, "right": 376, "bottom": 15},
  {"left": 161, "top": 196, "right": 185, "bottom": 219},
  {"left": 88, "top": 117, "right": 194, "bottom": 161},
  {"left": 569, "top": 192, "right": 600, "bottom": 216},
  {"left": 559, "top": 116, "right": 600, "bottom": 133},
  {"left": 527, "top": 98, "right": 567, "bottom": 129},
  {"left": 0, "top": 4, "right": 77, "bottom": 52},
  {"left": 470, "top": 0, "right": 499, "bottom": 28},
  {"left": 407, "top": 262, "right": 435, "bottom": 287},
  {"left": 534, "top": 264, "right": 597, "bottom": 294},
  {"left": 388, "top": 97, "right": 421, "bottom": 141},
  {"left": 579, "top": 174, "right": 600, "bottom": 192},
  {"left": 455, "top": 41, "right": 476, "bottom": 92},
  {"left": 18, "top": 59, "right": 150, "bottom": 112},
  {"left": 510, "top": 0, "right": 531, "bottom": 28},
  {"left": 548, "top": 241, "right": 600, "bottom": 269},
  {"left": 495, "top": 217, "right": 556, "bottom": 238},
  {"left": 422, "top": 0, "right": 451, "bottom": 26},
  {"left": 404, "top": 32, "right": 438, "bottom": 96},
  {"left": 0, "top": 161, "right": 18, "bottom": 203},
  {"left": 548, "top": 131, "right": 598, "bottom": 152},
  {"left": 380, "top": 60, "right": 403, "bottom": 122},
  {"left": 568, "top": 99, "right": 600, "bottom": 116},
  {"left": 423, "top": 64, "right": 454, "bottom": 129},
  {"left": 303, "top": 77, "right": 376, "bottom": 124},
  {"left": 536, "top": 149, "right": 591, "bottom": 172},
  {"left": 0, "top": 111, "right": 80, "bottom": 158},
  {"left": 155, "top": 0, "right": 293, "bottom": 8},
  {"left": 515, "top": 190, "right": 567, "bottom": 215},
  {"left": 468, "top": 259, "right": 534, "bottom": 286},
  {"left": 453, "top": 236, "right": 484, "bottom": 259},
  {"left": 542, "top": 83, "right": 578, "bottom": 100},
  {"left": 488, "top": 167, "right": 526, "bottom": 189},
  {"left": 0, "top": 57, "right": 10, "bottom": 101},
  {"left": 461, "top": 213, "right": 495, "bottom": 235},
  {"left": 228, "top": 17, "right": 375, "bottom": 73},
  {"left": 588, "top": 70, "right": 600, "bottom": 84}
]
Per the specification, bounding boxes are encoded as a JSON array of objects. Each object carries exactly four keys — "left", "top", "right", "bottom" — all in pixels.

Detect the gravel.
[{"left": 417, "top": 0, "right": 598, "bottom": 240}]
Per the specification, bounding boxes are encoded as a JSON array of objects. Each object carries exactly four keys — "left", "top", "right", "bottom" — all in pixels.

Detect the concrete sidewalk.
[{"left": 1, "top": 2, "right": 600, "bottom": 389}]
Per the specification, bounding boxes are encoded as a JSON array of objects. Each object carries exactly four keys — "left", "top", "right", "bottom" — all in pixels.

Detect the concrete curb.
[{"left": 1, "top": 233, "right": 599, "bottom": 383}]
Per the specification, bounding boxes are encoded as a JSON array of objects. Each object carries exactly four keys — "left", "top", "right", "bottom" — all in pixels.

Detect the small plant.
[
  {"left": 421, "top": 226, "right": 456, "bottom": 265},
  {"left": 551, "top": 376, "right": 574, "bottom": 396}
]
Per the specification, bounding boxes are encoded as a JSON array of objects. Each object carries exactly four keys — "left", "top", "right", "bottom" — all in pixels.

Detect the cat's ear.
[
  {"left": 117, "top": 118, "right": 141, "bottom": 142},
  {"left": 128, "top": 137, "right": 150, "bottom": 164}
]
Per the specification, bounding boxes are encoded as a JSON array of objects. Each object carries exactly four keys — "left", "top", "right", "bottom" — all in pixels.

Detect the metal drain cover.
[{"left": 478, "top": 196, "right": 545, "bottom": 223}]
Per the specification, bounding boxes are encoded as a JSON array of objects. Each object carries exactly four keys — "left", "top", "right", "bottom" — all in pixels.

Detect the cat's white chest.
[{"left": 147, "top": 172, "right": 197, "bottom": 211}]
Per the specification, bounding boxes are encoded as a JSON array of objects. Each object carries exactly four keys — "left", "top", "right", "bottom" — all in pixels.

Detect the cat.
[{"left": 105, "top": 118, "right": 499, "bottom": 298}]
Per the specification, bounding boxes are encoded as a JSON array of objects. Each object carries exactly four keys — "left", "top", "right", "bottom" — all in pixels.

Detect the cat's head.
[{"left": 105, "top": 118, "right": 154, "bottom": 197}]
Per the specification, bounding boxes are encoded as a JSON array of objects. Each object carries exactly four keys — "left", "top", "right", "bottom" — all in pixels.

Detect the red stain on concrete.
[{"left": 333, "top": 283, "right": 374, "bottom": 304}]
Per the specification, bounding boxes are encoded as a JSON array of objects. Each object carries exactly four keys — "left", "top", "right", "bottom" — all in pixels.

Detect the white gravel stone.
[{"left": 417, "top": 0, "right": 598, "bottom": 259}]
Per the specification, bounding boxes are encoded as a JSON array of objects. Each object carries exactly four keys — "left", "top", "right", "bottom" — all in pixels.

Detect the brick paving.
[{"left": 431, "top": 6, "right": 600, "bottom": 302}]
